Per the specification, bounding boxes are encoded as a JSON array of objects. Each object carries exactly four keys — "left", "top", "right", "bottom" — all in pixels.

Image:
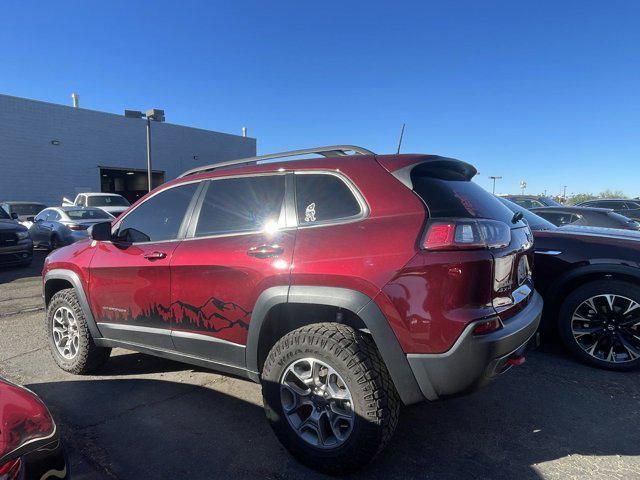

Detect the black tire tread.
[
  {"left": 46, "top": 288, "right": 111, "bottom": 374},
  {"left": 262, "top": 322, "right": 400, "bottom": 474}
]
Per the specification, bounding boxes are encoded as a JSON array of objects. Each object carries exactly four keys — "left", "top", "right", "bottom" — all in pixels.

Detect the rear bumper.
[
  {"left": 0, "top": 240, "right": 33, "bottom": 266},
  {"left": 406, "top": 290, "right": 542, "bottom": 400}
]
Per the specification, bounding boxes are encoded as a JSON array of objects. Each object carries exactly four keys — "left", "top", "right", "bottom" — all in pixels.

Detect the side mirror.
[
  {"left": 11, "top": 212, "right": 18, "bottom": 220},
  {"left": 88, "top": 222, "right": 113, "bottom": 241},
  {"left": 26, "top": 216, "right": 35, "bottom": 222}
]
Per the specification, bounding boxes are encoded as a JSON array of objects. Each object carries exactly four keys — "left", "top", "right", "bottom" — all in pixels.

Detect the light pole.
[
  {"left": 124, "top": 108, "right": 166, "bottom": 192},
  {"left": 488, "top": 176, "right": 502, "bottom": 194},
  {"left": 520, "top": 180, "right": 527, "bottom": 195}
]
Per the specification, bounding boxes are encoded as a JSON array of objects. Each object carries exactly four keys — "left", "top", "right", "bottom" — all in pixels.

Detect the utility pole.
[
  {"left": 488, "top": 176, "right": 502, "bottom": 195},
  {"left": 124, "top": 108, "right": 166, "bottom": 192},
  {"left": 563, "top": 185, "right": 568, "bottom": 200}
]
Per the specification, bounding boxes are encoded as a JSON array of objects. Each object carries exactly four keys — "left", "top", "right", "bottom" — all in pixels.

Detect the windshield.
[
  {"left": 87, "top": 195, "right": 130, "bottom": 207},
  {"left": 497, "top": 197, "right": 557, "bottom": 231},
  {"left": 12, "top": 203, "right": 47, "bottom": 215},
  {"left": 66, "top": 209, "right": 112, "bottom": 220}
]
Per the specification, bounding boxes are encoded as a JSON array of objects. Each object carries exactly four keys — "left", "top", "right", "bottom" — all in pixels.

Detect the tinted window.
[
  {"left": 66, "top": 209, "right": 112, "bottom": 220},
  {"left": 513, "top": 199, "right": 544, "bottom": 209},
  {"left": 295, "top": 174, "right": 361, "bottom": 224},
  {"left": 116, "top": 183, "right": 198, "bottom": 242},
  {"left": 537, "top": 211, "right": 579, "bottom": 226},
  {"left": 34, "top": 210, "right": 49, "bottom": 222},
  {"left": 625, "top": 201, "right": 640, "bottom": 209},
  {"left": 0, "top": 206, "right": 9, "bottom": 219},
  {"left": 413, "top": 176, "right": 519, "bottom": 225},
  {"left": 603, "top": 201, "right": 625, "bottom": 209},
  {"left": 498, "top": 198, "right": 556, "bottom": 231},
  {"left": 88, "top": 195, "right": 130, "bottom": 207},
  {"left": 195, "top": 176, "right": 285, "bottom": 236}
]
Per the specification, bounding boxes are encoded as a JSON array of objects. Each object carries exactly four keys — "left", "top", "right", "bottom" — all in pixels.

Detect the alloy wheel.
[
  {"left": 571, "top": 294, "right": 640, "bottom": 363},
  {"left": 52, "top": 306, "right": 80, "bottom": 359},
  {"left": 280, "top": 358, "right": 354, "bottom": 449}
]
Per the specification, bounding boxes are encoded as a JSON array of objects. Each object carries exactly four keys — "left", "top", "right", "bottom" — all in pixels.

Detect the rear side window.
[
  {"left": 116, "top": 183, "right": 198, "bottom": 242},
  {"left": 195, "top": 175, "right": 285, "bottom": 236},
  {"left": 295, "top": 174, "right": 362, "bottom": 224},
  {"left": 412, "top": 175, "right": 518, "bottom": 225}
]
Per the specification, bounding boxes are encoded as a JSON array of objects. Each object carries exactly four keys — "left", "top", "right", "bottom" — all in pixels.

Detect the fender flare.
[
  {"left": 245, "top": 285, "right": 426, "bottom": 405},
  {"left": 44, "top": 269, "right": 103, "bottom": 340}
]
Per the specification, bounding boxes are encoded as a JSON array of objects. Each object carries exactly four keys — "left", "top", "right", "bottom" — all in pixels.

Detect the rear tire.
[
  {"left": 558, "top": 280, "right": 640, "bottom": 371},
  {"left": 46, "top": 288, "right": 111, "bottom": 374},
  {"left": 261, "top": 323, "right": 400, "bottom": 475}
]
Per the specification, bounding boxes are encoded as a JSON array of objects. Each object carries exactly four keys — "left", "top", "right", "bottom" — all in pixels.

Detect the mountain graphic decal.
[{"left": 100, "top": 297, "right": 250, "bottom": 335}]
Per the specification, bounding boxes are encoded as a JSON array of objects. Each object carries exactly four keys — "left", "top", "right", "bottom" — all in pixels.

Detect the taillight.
[
  {"left": 422, "top": 219, "right": 511, "bottom": 251},
  {"left": 0, "top": 382, "right": 55, "bottom": 461},
  {"left": 472, "top": 318, "right": 503, "bottom": 335},
  {"left": 0, "top": 457, "right": 21, "bottom": 479},
  {"left": 68, "top": 224, "right": 88, "bottom": 231}
]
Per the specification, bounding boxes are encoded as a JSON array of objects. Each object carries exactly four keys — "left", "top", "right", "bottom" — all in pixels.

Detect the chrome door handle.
[
  {"left": 143, "top": 251, "right": 167, "bottom": 260},
  {"left": 247, "top": 244, "right": 284, "bottom": 259}
]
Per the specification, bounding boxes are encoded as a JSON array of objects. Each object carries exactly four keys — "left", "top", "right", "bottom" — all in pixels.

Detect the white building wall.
[{"left": 0, "top": 94, "right": 256, "bottom": 204}]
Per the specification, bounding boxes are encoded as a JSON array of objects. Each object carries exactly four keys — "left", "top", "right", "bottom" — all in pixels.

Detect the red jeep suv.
[{"left": 42, "top": 146, "right": 542, "bottom": 473}]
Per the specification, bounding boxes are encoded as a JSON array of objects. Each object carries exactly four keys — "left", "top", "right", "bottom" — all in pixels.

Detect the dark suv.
[
  {"left": 0, "top": 206, "right": 33, "bottom": 267},
  {"left": 577, "top": 199, "right": 640, "bottom": 221},
  {"left": 42, "top": 146, "right": 542, "bottom": 473}
]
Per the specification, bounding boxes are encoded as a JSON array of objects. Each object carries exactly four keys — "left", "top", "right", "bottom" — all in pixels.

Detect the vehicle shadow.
[
  {"left": 27, "top": 349, "right": 640, "bottom": 480},
  {"left": 0, "top": 250, "right": 46, "bottom": 283}
]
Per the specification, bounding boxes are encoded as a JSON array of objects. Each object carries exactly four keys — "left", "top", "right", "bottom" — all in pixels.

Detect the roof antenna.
[{"left": 396, "top": 123, "right": 405, "bottom": 154}]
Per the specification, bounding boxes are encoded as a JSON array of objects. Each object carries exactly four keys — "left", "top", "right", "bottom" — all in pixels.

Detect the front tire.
[
  {"left": 46, "top": 288, "right": 111, "bottom": 374},
  {"left": 261, "top": 323, "right": 400, "bottom": 475},
  {"left": 558, "top": 280, "right": 640, "bottom": 371}
]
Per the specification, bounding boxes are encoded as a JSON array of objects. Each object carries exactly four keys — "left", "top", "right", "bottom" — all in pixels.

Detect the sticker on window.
[{"left": 304, "top": 203, "right": 316, "bottom": 222}]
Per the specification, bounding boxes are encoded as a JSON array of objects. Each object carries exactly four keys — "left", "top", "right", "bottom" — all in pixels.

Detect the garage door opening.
[{"left": 100, "top": 167, "right": 165, "bottom": 204}]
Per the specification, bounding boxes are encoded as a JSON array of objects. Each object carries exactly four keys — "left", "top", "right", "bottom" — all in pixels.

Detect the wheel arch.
[
  {"left": 245, "top": 285, "right": 426, "bottom": 405},
  {"left": 545, "top": 264, "right": 640, "bottom": 317},
  {"left": 44, "top": 269, "right": 102, "bottom": 339}
]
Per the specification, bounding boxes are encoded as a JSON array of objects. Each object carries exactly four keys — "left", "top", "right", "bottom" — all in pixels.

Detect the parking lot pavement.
[{"left": 1, "top": 257, "right": 639, "bottom": 479}]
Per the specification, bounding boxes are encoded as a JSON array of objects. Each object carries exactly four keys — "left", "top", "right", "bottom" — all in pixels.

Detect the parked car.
[
  {"left": 500, "top": 198, "right": 640, "bottom": 371},
  {"left": 530, "top": 205, "right": 640, "bottom": 231},
  {"left": 42, "top": 146, "right": 542, "bottom": 474},
  {"left": 0, "top": 206, "right": 33, "bottom": 267},
  {"left": 0, "top": 378, "right": 68, "bottom": 479},
  {"left": 62, "top": 193, "right": 130, "bottom": 217},
  {"left": 503, "top": 195, "right": 562, "bottom": 208},
  {"left": 30, "top": 207, "right": 114, "bottom": 249},
  {"left": 0, "top": 201, "right": 48, "bottom": 228},
  {"left": 576, "top": 198, "right": 640, "bottom": 221}
]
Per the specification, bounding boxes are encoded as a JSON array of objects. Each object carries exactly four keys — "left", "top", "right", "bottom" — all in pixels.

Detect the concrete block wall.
[{"left": 0, "top": 94, "right": 256, "bottom": 205}]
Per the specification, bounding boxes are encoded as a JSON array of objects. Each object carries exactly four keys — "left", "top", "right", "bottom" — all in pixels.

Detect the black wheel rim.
[{"left": 572, "top": 294, "right": 640, "bottom": 363}]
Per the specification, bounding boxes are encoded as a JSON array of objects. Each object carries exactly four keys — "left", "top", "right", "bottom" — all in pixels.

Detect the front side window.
[
  {"left": 35, "top": 210, "right": 50, "bottom": 222},
  {"left": 295, "top": 173, "right": 362, "bottom": 225},
  {"left": 115, "top": 183, "right": 198, "bottom": 242},
  {"left": 0, "top": 206, "right": 10, "bottom": 219},
  {"left": 195, "top": 175, "right": 286, "bottom": 237}
]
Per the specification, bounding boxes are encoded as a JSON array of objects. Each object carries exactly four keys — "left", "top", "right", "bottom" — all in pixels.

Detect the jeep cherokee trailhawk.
[{"left": 43, "top": 145, "right": 542, "bottom": 474}]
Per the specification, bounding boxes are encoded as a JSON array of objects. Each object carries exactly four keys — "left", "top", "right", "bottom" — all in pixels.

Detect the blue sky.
[{"left": 1, "top": 0, "right": 638, "bottom": 196}]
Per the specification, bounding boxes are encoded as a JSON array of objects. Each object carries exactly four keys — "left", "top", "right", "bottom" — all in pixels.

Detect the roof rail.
[{"left": 178, "top": 145, "right": 375, "bottom": 178}]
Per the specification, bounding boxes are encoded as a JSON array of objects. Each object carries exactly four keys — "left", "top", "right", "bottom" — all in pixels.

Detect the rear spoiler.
[{"left": 376, "top": 154, "right": 478, "bottom": 189}]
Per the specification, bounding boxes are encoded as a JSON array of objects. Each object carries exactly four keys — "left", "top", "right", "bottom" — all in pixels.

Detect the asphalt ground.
[{"left": 0, "top": 251, "right": 639, "bottom": 479}]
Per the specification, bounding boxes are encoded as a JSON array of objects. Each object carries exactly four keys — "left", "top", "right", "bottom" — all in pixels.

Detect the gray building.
[{"left": 0, "top": 94, "right": 256, "bottom": 205}]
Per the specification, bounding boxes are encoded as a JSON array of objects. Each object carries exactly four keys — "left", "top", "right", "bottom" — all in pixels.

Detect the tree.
[{"left": 567, "top": 190, "right": 628, "bottom": 205}]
